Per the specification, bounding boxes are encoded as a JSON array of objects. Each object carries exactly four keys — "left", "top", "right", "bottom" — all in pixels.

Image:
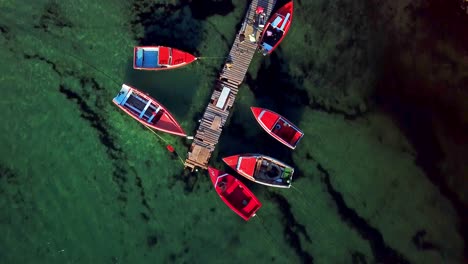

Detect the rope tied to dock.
[
  {"left": 197, "top": 56, "right": 227, "bottom": 59},
  {"left": 142, "top": 124, "right": 184, "bottom": 165}
]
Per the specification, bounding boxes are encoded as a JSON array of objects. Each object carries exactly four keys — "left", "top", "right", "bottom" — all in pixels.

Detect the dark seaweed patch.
[
  {"left": 134, "top": 168, "right": 152, "bottom": 212},
  {"left": 61, "top": 80, "right": 155, "bottom": 221},
  {"left": 0, "top": 164, "right": 18, "bottom": 185},
  {"left": 171, "top": 169, "right": 200, "bottom": 194},
  {"left": 58, "top": 84, "right": 128, "bottom": 191},
  {"left": 411, "top": 230, "right": 439, "bottom": 251},
  {"left": 318, "top": 165, "right": 410, "bottom": 264},
  {"left": 405, "top": 0, "right": 468, "bottom": 51},
  {"left": 23, "top": 54, "right": 66, "bottom": 76},
  {"left": 111, "top": 256, "right": 119, "bottom": 264},
  {"left": 140, "top": 212, "right": 150, "bottom": 222},
  {"left": 0, "top": 24, "right": 8, "bottom": 34},
  {"left": 147, "top": 235, "right": 158, "bottom": 247},
  {"left": 269, "top": 192, "right": 314, "bottom": 264},
  {"left": 21, "top": 53, "right": 161, "bottom": 223},
  {"left": 246, "top": 53, "right": 369, "bottom": 120},
  {"left": 185, "top": 0, "right": 235, "bottom": 20},
  {"left": 34, "top": 2, "right": 73, "bottom": 32},
  {"left": 246, "top": 55, "right": 310, "bottom": 118},
  {"left": 0, "top": 24, "right": 12, "bottom": 42},
  {"left": 169, "top": 253, "right": 177, "bottom": 262},
  {"left": 352, "top": 251, "right": 368, "bottom": 264},
  {"left": 375, "top": 37, "right": 468, "bottom": 261},
  {"left": 21, "top": 53, "right": 134, "bottom": 210},
  {"left": 130, "top": 1, "right": 202, "bottom": 55}
]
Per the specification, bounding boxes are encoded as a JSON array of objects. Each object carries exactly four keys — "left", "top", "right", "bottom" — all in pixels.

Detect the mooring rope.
[
  {"left": 197, "top": 56, "right": 227, "bottom": 59},
  {"left": 142, "top": 124, "right": 187, "bottom": 165}
]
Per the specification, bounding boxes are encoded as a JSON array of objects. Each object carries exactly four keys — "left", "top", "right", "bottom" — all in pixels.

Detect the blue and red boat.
[
  {"left": 258, "top": 1, "right": 293, "bottom": 55},
  {"left": 113, "top": 84, "right": 186, "bottom": 137},
  {"left": 133, "top": 46, "right": 197, "bottom": 71}
]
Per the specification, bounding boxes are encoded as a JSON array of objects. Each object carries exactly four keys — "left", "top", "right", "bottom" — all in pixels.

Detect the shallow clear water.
[{"left": 0, "top": 0, "right": 466, "bottom": 263}]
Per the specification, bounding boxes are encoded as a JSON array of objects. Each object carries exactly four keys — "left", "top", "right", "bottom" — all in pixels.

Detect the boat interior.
[
  {"left": 120, "top": 91, "right": 164, "bottom": 124},
  {"left": 261, "top": 12, "right": 290, "bottom": 50},
  {"left": 271, "top": 118, "right": 302, "bottom": 147},
  {"left": 218, "top": 177, "right": 260, "bottom": 217},
  {"left": 135, "top": 47, "right": 172, "bottom": 68},
  {"left": 262, "top": 24, "right": 283, "bottom": 48},
  {"left": 253, "top": 157, "right": 293, "bottom": 186}
]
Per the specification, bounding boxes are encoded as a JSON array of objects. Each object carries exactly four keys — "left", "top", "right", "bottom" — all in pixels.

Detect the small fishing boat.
[
  {"left": 113, "top": 84, "right": 186, "bottom": 137},
  {"left": 223, "top": 154, "right": 294, "bottom": 188},
  {"left": 258, "top": 1, "right": 293, "bottom": 55},
  {"left": 133, "top": 46, "right": 197, "bottom": 70},
  {"left": 208, "top": 167, "right": 262, "bottom": 221},
  {"left": 251, "top": 107, "right": 304, "bottom": 149}
]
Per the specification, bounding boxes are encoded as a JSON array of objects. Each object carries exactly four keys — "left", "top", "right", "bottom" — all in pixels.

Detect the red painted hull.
[
  {"left": 113, "top": 84, "right": 186, "bottom": 137},
  {"left": 208, "top": 167, "right": 262, "bottom": 221},
  {"left": 133, "top": 46, "right": 197, "bottom": 71},
  {"left": 259, "top": 1, "right": 293, "bottom": 54},
  {"left": 251, "top": 107, "right": 304, "bottom": 149}
]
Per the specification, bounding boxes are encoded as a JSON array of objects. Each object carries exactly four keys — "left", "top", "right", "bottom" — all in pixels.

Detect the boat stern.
[
  {"left": 282, "top": 166, "right": 294, "bottom": 188},
  {"left": 261, "top": 43, "right": 274, "bottom": 55},
  {"left": 113, "top": 84, "right": 132, "bottom": 105}
]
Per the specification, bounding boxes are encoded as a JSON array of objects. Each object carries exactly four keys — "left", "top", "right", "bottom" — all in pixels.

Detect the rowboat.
[
  {"left": 133, "top": 46, "right": 197, "bottom": 70},
  {"left": 251, "top": 107, "right": 304, "bottom": 149},
  {"left": 113, "top": 84, "right": 186, "bottom": 137},
  {"left": 223, "top": 154, "right": 294, "bottom": 188},
  {"left": 258, "top": 1, "right": 293, "bottom": 55},
  {"left": 208, "top": 167, "right": 262, "bottom": 221}
]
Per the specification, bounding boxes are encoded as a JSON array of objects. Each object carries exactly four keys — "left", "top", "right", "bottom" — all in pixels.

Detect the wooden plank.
[{"left": 185, "top": 0, "right": 277, "bottom": 171}]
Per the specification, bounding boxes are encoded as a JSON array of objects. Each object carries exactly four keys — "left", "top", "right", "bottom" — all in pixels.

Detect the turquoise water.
[{"left": 0, "top": 0, "right": 466, "bottom": 263}]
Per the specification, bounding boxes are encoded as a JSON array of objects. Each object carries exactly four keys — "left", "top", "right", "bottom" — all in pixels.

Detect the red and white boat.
[
  {"left": 113, "top": 84, "right": 186, "bottom": 137},
  {"left": 251, "top": 107, "right": 304, "bottom": 149},
  {"left": 208, "top": 167, "right": 262, "bottom": 221},
  {"left": 223, "top": 154, "right": 294, "bottom": 188},
  {"left": 133, "top": 46, "right": 197, "bottom": 70},
  {"left": 258, "top": 1, "right": 293, "bottom": 55}
]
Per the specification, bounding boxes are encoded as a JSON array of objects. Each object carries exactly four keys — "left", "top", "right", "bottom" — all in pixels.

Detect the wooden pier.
[{"left": 184, "top": 0, "right": 277, "bottom": 171}]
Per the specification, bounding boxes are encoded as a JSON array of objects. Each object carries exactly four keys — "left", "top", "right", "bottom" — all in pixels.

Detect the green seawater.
[{"left": 0, "top": 0, "right": 466, "bottom": 263}]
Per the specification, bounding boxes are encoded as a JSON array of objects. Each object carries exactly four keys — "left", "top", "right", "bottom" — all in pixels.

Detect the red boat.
[
  {"left": 113, "top": 84, "right": 186, "bottom": 137},
  {"left": 223, "top": 154, "right": 294, "bottom": 188},
  {"left": 251, "top": 107, "right": 304, "bottom": 149},
  {"left": 259, "top": 1, "right": 293, "bottom": 55},
  {"left": 133, "top": 46, "right": 197, "bottom": 70},
  {"left": 208, "top": 167, "right": 262, "bottom": 221}
]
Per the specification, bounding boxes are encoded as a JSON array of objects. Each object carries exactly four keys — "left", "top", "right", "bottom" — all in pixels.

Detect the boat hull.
[
  {"left": 223, "top": 154, "right": 294, "bottom": 188},
  {"left": 251, "top": 107, "right": 303, "bottom": 149},
  {"left": 208, "top": 167, "right": 262, "bottom": 221},
  {"left": 113, "top": 84, "right": 186, "bottom": 137},
  {"left": 133, "top": 46, "right": 197, "bottom": 71},
  {"left": 259, "top": 1, "right": 293, "bottom": 55}
]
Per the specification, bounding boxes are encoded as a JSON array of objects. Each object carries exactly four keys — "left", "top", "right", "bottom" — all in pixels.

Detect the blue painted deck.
[{"left": 135, "top": 48, "right": 159, "bottom": 68}]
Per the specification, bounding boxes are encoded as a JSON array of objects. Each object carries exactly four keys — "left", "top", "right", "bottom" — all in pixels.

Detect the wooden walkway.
[{"left": 184, "top": 0, "right": 277, "bottom": 171}]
